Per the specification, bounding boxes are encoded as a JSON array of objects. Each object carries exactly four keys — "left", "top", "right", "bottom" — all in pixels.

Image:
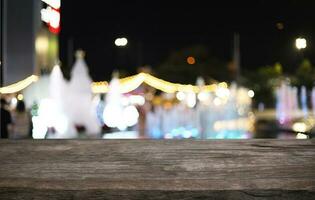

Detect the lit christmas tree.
[{"left": 67, "top": 50, "right": 101, "bottom": 136}]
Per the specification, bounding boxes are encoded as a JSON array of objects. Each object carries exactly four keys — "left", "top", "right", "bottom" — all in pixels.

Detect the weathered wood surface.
[{"left": 0, "top": 139, "right": 314, "bottom": 199}]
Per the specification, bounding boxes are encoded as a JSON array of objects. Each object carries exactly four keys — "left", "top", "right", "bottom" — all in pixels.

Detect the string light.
[
  {"left": 1, "top": 73, "right": 228, "bottom": 95},
  {"left": 91, "top": 73, "right": 225, "bottom": 94},
  {"left": 0, "top": 75, "right": 39, "bottom": 94}
]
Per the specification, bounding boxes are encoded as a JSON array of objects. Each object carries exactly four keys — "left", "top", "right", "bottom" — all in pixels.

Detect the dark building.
[{"left": 1, "top": 0, "right": 60, "bottom": 86}]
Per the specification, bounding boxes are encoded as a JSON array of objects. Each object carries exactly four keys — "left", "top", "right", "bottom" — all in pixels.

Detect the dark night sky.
[{"left": 60, "top": 0, "right": 315, "bottom": 81}]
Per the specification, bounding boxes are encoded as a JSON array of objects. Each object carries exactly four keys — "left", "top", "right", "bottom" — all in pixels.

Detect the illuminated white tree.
[
  {"left": 67, "top": 50, "right": 101, "bottom": 136},
  {"left": 103, "top": 72, "right": 139, "bottom": 131}
]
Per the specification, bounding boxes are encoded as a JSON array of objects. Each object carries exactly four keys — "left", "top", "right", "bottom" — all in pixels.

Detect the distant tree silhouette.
[{"left": 156, "top": 45, "right": 228, "bottom": 84}]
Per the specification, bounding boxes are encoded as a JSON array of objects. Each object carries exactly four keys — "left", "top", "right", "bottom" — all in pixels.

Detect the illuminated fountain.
[
  {"left": 275, "top": 81, "right": 299, "bottom": 124},
  {"left": 300, "top": 86, "right": 308, "bottom": 118},
  {"left": 145, "top": 81, "right": 253, "bottom": 139},
  {"left": 312, "top": 87, "right": 315, "bottom": 116},
  {"left": 203, "top": 84, "right": 253, "bottom": 139}
]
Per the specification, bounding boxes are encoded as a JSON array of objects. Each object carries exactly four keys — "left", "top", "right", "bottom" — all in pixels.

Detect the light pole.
[
  {"left": 295, "top": 37, "right": 307, "bottom": 62},
  {"left": 114, "top": 37, "right": 128, "bottom": 70}
]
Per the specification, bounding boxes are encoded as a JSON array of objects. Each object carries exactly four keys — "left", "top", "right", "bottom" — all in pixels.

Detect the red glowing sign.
[{"left": 41, "top": 1, "right": 61, "bottom": 34}]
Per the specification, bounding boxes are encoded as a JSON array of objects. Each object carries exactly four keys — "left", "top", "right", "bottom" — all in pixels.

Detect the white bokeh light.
[
  {"left": 129, "top": 95, "right": 145, "bottom": 106},
  {"left": 292, "top": 122, "right": 307, "bottom": 133},
  {"left": 54, "top": 114, "right": 69, "bottom": 134},
  {"left": 10, "top": 98, "right": 17, "bottom": 108},
  {"left": 247, "top": 90, "right": 255, "bottom": 98},
  {"left": 123, "top": 105, "right": 139, "bottom": 127},
  {"left": 38, "top": 99, "right": 58, "bottom": 127},
  {"left": 176, "top": 91, "right": 186, "bottom": 101},
  {"left": 296, "top": 133, "right": 308, "bottom": 139},
  {"left": 197, "top": 92, "right": 209, "bottom": 102},
  {"left": 103, "top": 105, "right": 124, "bottom": 128},
  {"left": 115, "top": 37, "right": 128, "bottom": 47},
  {"left": 216, "top": 87, "right": 230, "bottom": 98},
  {"left": 32, "top": 116, "right": 48, "bottom": 139},
  {"left": 213, "top": 97, "right": 222, "bottom": 106},
  {"left": 186, "top": 92, "right": 196, "bottom": 108},
  {"left": 295, "top": 38, "right": 307, "bottom": 50}
]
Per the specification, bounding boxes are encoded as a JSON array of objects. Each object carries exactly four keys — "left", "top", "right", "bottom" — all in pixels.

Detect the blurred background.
[{"left": 1, "top": 0, "right": 315, "bottom": 139}]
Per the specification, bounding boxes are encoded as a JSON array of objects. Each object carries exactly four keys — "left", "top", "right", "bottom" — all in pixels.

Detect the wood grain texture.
[{"left": 0, "top": 139, "right": 314, "bottom": 199}]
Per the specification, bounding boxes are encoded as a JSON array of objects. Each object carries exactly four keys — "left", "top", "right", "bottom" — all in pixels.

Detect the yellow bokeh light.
[{"left": 17, "top": 94, "right": 24, "bottom": 101}]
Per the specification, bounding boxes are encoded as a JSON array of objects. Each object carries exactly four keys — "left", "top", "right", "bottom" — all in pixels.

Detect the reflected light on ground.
[{"left": 296, "top": 133, "right": 308, "bottom": 139}]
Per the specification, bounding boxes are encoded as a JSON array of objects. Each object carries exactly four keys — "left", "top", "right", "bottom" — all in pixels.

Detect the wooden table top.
[{"left": 0, "top": 139, "right": 314, "bottom": 199}]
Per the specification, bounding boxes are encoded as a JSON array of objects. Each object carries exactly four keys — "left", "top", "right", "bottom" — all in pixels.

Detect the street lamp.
[
  {"left": 295, "top": 37, "right": 307, "bottom": 50},
  {"left": 114, "top": 37, "right": 128, "bottom": 68},
  {"left": 115, "top": 37, "right": 128, "bottom": 47}
]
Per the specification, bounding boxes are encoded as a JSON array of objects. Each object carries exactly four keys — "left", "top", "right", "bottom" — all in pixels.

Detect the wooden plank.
[{"left": 0, "top": 139, "right": 314, "bottom": 199}]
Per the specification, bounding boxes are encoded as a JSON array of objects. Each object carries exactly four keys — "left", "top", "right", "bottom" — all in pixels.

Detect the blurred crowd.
[{"left": 0, "top": 98, "right": 32, "bottom": 139}]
